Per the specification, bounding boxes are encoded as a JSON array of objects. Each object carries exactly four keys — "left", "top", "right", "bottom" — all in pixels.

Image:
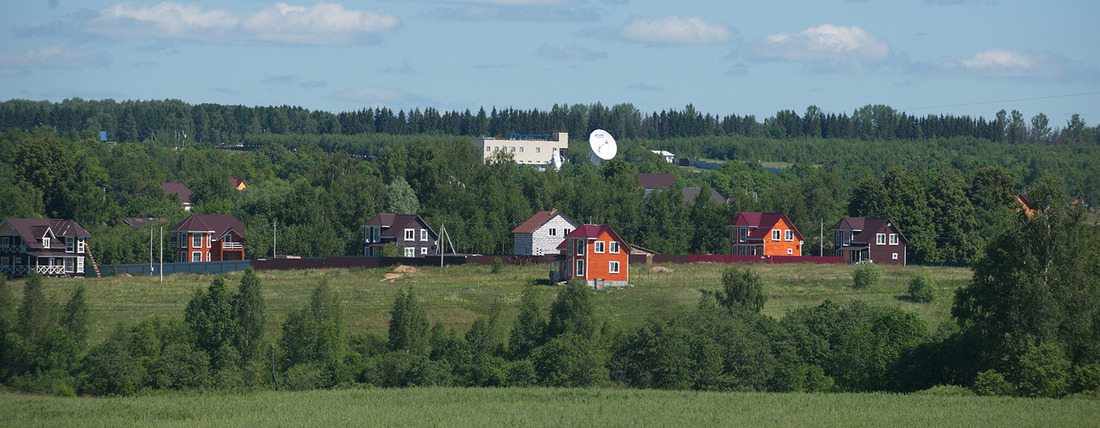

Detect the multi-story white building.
[
  {"left": 511, "top": 210, "right": 578, "bottom": 256},
  {"left": 473, "top": 132, "right": 568, "bottom": 167}
]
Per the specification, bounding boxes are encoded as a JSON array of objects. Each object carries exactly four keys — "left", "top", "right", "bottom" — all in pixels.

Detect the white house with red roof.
[
  {"left": 511, "top": 210, "right": 578, "bottom": 256},
  {"left": 362, "top": 213, "right": 438, "bottom": 257},
  {"left": 728, "top": 212, "right": 804, "bottom": 256},
  {"left": 551, "top": 224, "right": 631, "bottom": 287},
  {"left": 170, "top": 214, "right": 247, "bottom": 262},
  {"left": 0, "top": 218, "right": 91, "bottom": 277}
]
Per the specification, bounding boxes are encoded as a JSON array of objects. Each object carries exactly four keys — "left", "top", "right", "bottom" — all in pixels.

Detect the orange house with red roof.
[
  {"left": 551, "top": 225, "right": 631, "bottom": 287},
  {"left": 170, "top": 214, "right": 247, "bottom": 263},
  {"left": 728, "top": 212, "right": 804, "bottom": 256}
]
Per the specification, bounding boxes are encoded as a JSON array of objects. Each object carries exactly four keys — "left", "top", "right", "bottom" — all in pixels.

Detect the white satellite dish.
[{"left": 588, "top": 129, "right": 617, "bottom": 162}]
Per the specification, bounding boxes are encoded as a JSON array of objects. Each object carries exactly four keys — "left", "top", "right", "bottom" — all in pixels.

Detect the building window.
[
  {"left": 193, "top": 234, "right": 202, "bottom": 248},
  {"left": 421, "top": 229, "right": 428, "bottom": 241},
  {"left": 609, "top": 261, "right": 620, "bottom": 274},
  {"left": 892, "top": 253, "right": 899, "bottom": 260},
  {"left": 206, "top": 252, "right": 211, "bottom": 262},
  {"left": 771, "top": 230, "right": 780, "bottom": 241},
  {"left": 519, "top": 147, "right": 524, "bottom": 152},
  {"left": 609, "top": 242, "right": 619, "bottom": 254},
  {"left": 64, "top": 258, "right": 75, "bottom": 273},
  {"left": 421, "top": 247, "right": 428, "bottom": 255},
  {"left": 889, "top": 234, "right": 898, "bottom": 245},
  {"left": 876, "top": 233, "right": 886, "bottom": 245},
  {"left": 405, "top": 229, "right": 415, "bottom": 241},
  {"left": 594, "top": 241, "right": 605, "bottom": 253},
  {"left": 0, "top": 236, "right": 8, "bottom": 246},
  {"left": 536, "top": 147, "right": 541, "bottom": 153},
  {"left": 43, "top": 237, "right": 50, "bottom": 248},
  {"left": 192, "top": 251, "right": 202, "bottom": 262},
  {"left": 787, "top": 248, "right": 793, "bottom": 255},
  {"left": 77, "top": 238, "right": 85, "bottom": 253},
  {"left": 576, "top": 260, "right": 585, "bottom": 276},
  {"left": 739, "top": 228, "right": 748, "bottom": 242},
  {"left": 404, "top": 247, "right": 415, "bottom": 257},
  {"left": 1, "top": 257, "right": 9, "bottom": 267},
  {"left": 576, "top": 240, "right": 585, "bottom": 255},
  {"left": 549, "top": 228, "right": 556, "bottom": 236},
  {"left": 486, "top": 146, "right": 490, "bottom": 151},
  {"left": 564, "top": 228, "right": 571, "bottom": 236},
  {"left": 66, "top": 237, "right": 75, "bottom": 253},
  {"left": 785, "top": 230, "right": 794, "bottom": 241}
]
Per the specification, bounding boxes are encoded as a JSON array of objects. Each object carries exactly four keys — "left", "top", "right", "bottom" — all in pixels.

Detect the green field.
[
  {"left": 3, "top": 387, "right": 1097, "bottom": 427},
  {"left": 12, "top": 262, "right": 970, "bottom": 345}
]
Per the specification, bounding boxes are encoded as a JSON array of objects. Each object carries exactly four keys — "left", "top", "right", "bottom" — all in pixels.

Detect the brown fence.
[{"left": 688, "top": 255, "right": 844, "bottom": 264}]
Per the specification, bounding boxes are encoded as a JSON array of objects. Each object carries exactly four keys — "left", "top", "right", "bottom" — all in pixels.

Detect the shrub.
[
  {"left": 490, "top": 257, "right": 504, "bottom": 274},
  {"left": 1072, "top": 362, "right": 1100, "bottom": 394},
  {"left": 716, "top": 267, "right": 766, "bottom": 313},
  {"left": 907, "top": 270, "right": 937, "bottom": 303},
  {"left": 1015, "top": 341, "right": 1070, "bottom": 398},
  {"left": 912, "top": 384, "right": 975, "bottom": 396},
  {"left": 972, "top": 369, "right": 1013, "bottom": 396},
  {"left": 851, "top": 264, "right": 881, "bottom": 289}
]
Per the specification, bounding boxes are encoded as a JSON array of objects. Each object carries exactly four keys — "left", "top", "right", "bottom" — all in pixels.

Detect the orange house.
[
  {"left": 728, "top": 212, "right": 804, "bottom": 256},
  {"left": 170, "top": 214, "right": 247, "bottom": 263},
  {"left": 552, "top": 225, "right": 631, "bottom": 287}
]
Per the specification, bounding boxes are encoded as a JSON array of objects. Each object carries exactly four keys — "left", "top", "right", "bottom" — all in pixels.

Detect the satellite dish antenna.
[
  {"left": 552, "top": 148, "right": 563, "bottom": 170},
  {"left": 588, "top": 129, "right": 617, "bottom": 165}
]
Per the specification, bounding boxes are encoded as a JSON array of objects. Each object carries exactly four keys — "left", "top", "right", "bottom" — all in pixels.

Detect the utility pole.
[
  {"left": 159, "top": 227, "right": 163, "bottom": 283},
  {"left": 819, "top": 218, "right": 823, "bottom": 257},
  {"left": 273, "top": 220, "right": 277, "bottom": 258},
  {"left": 149, "top": 227, "right": 153, "bottom": 276}
]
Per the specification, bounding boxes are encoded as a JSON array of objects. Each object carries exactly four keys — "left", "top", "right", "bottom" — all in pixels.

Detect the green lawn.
[
  {"left": 2, "top": 387, "right": 1096, "bottom": 427},
  {"left": 12, "top": 262, "right": 970, "bottom": 345}
]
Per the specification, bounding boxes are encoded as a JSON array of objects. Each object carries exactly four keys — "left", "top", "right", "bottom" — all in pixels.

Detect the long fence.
[{"left": 98, "top": 260, "right": 252, "bottom": 277}]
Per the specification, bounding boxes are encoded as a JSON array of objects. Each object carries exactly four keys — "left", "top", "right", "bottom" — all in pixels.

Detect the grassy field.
[
  {"left": 3, "top": 386, "right": 1097, "bottom": 427},
  {"left": 11, "top": 262, "right": 970, "bottom": 344}
]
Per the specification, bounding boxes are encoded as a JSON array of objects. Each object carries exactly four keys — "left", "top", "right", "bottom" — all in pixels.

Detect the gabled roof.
[
  {"left": 511, "top": 210, "right": 577, "bottom": 234},
  {"left": 728, "top": 212, "right": 803, "bottom": 241},
  {"left": 362, "top": 213, "right": 438, "bottom": 239},
  {"left": 171, "top": 214, "right": 246, "bottom": 240},
  {"left": 1068, "top": 193, "right": 1092, "bottom": 208},
  {"left": 1, "top": 218, "right": 89, "bottom": 249},
  {"left": 1016, "top": 193, "right": 1038, "bottom": 210},
  {"left": 230, "top": 179, "right": 247, "bottom": 188},
  {"left": 682, "top": 187, "right": 726, "bottom": 205},
  {"left": 830, "top": 217, "right": 908, "bottom": 245},
  {"left": 556, "top": 225, "right": 632, "bottom": 252},
  {"left": 637, "top": 173, "right": 675, "bottom": 190},
  {"left": 161, "top": 182, "right": 194, "bottom": 204}
]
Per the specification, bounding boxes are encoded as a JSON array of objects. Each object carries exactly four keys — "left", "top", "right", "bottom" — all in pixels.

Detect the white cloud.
[
  {"left": 0, "top": 45, "right": 108, "bottom": 75},
  {"left": 68, "top": 2, "right": 400, "bottom": 45},
  {"left": 746, "top": 24, "right": 892, "bottom": 72},
  {"left": 616, "top": 16, "right": 734, "bottom": 45},
  {"left": 921, "top": 49, "right": 1099, "bottom": 82},
  {"left": 536, "top": 45, "right": 607, "bottom": 60}
]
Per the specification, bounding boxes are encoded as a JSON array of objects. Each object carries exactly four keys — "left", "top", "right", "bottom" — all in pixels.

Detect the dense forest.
[{"left": 0, "top": 99, "right": 1097, "bottom": 265}]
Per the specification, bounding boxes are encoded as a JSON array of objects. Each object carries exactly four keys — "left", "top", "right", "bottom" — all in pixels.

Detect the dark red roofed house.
[
  {"left": 831, "top": 217, "right": 908, "bottom": 265},
  {"left": 638, "top": 173, "right": 675, "bottom": 195},
  {"left": 551, "top": 225, "right": 631, "bottom": 287},
  {"left": 511, "top": 210, "right": 578, "bottom": 256},
  {"left": 161, "top": 182, "right": 195, "bottom": 211},
  {"left": 170, "top": 214, "right": 246, "bottom": 263},
  {"left": 361, "top": 214, "right": 438, "bottom": 257},
  {"left": 230, "top": 179, "right": 248, "bottom": 191},
  {"left": 0, "top": 218, "right": 90, "bottom": 277},
  {"left": 729, "top": 212, "right": 804, "bottom": 256}
]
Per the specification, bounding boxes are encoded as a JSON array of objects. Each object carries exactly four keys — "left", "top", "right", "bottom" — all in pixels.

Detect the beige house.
[{"left": 473, "top": 132, "right": 568, "bottom": 167}]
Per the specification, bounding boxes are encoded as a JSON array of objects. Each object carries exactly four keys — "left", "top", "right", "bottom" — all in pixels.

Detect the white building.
[
  {"left": 511, "top": 210, "right": 578, "bottom": 256},
  {"left": 650, "top": 150, "right": 675, "bottom": 163},
  {"left": 473, "top": 132, "right": 568, "bottom": 167}
]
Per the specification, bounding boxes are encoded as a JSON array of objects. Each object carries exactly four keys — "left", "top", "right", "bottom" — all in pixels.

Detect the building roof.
[
  {"left": 123, "top": 217, "right": 167, "bottom": 230},
  {"left": 511, "top": 210, "right": 576, "bottom": 234},
  {"left": 637, "top": 173, "right": 675, "bottom": 190},
  {"left": 682, "top": 187, "right": 727, "bottom": 205},
  {"left": 171, "top": 214, "right": 246, "bottom": 240},
  {"left": 1, "top": 218, "right": 90, "bottom": 250},
  {"left": 728, "top": 212, "right": 803, "bottom": 241},
  {"left": 556, "top": 225, "right": 632, "bottom": 252},
  {"left": 161, "top": 182, "right": 194, "bottom": 204},
  {"left": 830, "top": 217, "right": 908, "bottom": 245},
  {"left": 230, "top": 179, "right": 247, "bottom": 188},
  {"left": 361, "top": 213, "right": 438, "bottom": 239}
]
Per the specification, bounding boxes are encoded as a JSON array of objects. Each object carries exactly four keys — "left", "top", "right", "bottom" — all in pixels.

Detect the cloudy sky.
[{"left": 2, "top": 0, "right": 1097, "bottom": 126}]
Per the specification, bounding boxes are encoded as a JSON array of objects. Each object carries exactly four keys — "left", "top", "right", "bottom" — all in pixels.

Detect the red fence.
[{"left": 688, "top": 255, "right": 844, "bottom": 264}]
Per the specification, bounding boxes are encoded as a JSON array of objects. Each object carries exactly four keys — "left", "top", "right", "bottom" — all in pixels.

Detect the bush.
[
  {"left": 912, "top": 384, "right": 975, "bottom": 396},
  {"left": 851, "top": 264, "right": 882, "bottom": 289},
  {"left": 716, "top": 267, "right": 766, "bottom": 313},
  {"left": 972, "top": 369, "right": 1013, "bottom": 396},
  {"left": 907, "top": 270, "right": 937, "bottom": 303},
  {"left": 1015, "top": 341, "right": 1070, "bottom": 398},
  {"left": 490, "top": 257, "right": 504, "bottom": 274},
  {"left": 1072, "top": 362, "right": 1100, "bottom": 394}
]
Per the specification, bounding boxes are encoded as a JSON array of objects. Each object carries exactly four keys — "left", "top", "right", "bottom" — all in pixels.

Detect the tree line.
[
  {"left": 2, "top": 194, "right": 1097, "bottom": 397},
  {"left": 1, "top": 99, "right": 1095, "bottom": 147}
]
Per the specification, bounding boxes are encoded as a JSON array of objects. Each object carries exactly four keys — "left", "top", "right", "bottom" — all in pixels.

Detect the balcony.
[
  {"left": 222, "top": 242, "right": 243, "bottom": 249},
  {"left": 0, "top": 243, "right": 27, "bottom": 253}
]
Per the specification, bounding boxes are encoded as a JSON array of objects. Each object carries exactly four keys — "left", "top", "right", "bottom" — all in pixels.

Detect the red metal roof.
[
  {"left": 637, "top": 173, "right": 675, "bottom": 190},
  {"left": 161, "top": 182, "right": 194, "bottom": 204},
  {"left": 511, "top": 210, "right": 575, "bottom": 234},
  {"left": 728, "top": 212, "right": 803, "bottom": 241},
  {"left": 556, "top": 225, "right": 632, "bottom": 252},
  {"left": 171, "top": 214, "right": 246, "bottom": 240}
]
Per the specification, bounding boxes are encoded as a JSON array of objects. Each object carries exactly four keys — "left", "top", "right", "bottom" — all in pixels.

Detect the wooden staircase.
[{"left": 85, "top": 244, "right": 101, "bottom": 278}]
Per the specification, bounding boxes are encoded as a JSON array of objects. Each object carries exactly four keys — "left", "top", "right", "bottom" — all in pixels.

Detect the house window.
[
  {"left": 486, "top": 146, "right": 490, "bottom": 152},
  {"left": 576, "top": 260, "right": 585, "bottom": 276},
  {"left": 772, "top": 230, "right": 780, "bottom": 241},
  {"left": 404, "top": 247, "right": 415, "bottom": 257},
  {"left": 421, "top": 247, "right": 428, "bottom": 255},
  {"left": 739, "top": 228, "right": 748, "bottom": 242},
  {"left": 787, "top": 248, "right": 793, "bottom": 255},
  {"left": 576, "top": 240, "right": 585, "bottom": 255},
  {"left": 609, "top": 261, "right": 620, "bottom": 274},
  {"left": 192, "top": 251, "right": 202, "bottom": 262},
  {"left": 421, "top": 229, "right": 428, "bottom": 241},
  {"left": 594, "top": 241, "right": 605, "bottom": 253},
  {"left": 889, "top": 234, "right": 898, "bottom": 245},
  {"left": 0, "top": 236, "right": 8, "bottom": 246},
  {"left": 536, "top": 147, "right": 541, "bottom": 153},
  {"left": 64, "top": 258, "right": 74, "bottom": 273},
  {"left": 405, "top": 229, "right": 415, "bottom": 241},
  {"left": 1, "top": 257, "right": 9, "bottom": 267},
  {"left": 892, "top": 253, "right": 899, "bottom": 260},
  {"left": 564, "top": 228, "right": 571, "bottom": 236},
  {"left": 77, "top": 238, "right": 85, "bottom": 253},
  {"left": 193, "top": 234, "right": 202, "bottom": 248},
  {"left": 785, "top": 230, "right": 794, "bottom": 241},
  {"left": 66, "top": 237, "right": 75, "bottom": 253},
  {"left": 519, "top": 147, "right": 524, "bottom": 152},
  {"left": 206, "top": 252, "right": 211, "bottom": 262},
  {"left": 43, "top": 237, "right": 50, "bottom": 248},
  {"left": 876, "top": 233, "right": 886, "bottom": 245},
  {"left": 609, "top": 242, "right": 619, "bottom": 254},
  {"left": 549, "top": 228, "right": 556, "bottom": 236}
]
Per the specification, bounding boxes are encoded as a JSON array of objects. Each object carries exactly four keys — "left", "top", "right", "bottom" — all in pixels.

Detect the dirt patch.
[
  {"left": 382, "top": 273, "right": 405, "bottom": 281},
  {"left": 393, "top": 265, "right": 420, "bottom": 273},
  {"left": 648, "top": 266, "right": 671, "bottom": 273}
]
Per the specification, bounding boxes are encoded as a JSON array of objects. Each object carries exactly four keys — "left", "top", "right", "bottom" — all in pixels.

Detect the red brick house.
[
  {"left": 831, "top": 217, "right": 908, "bottom": 265},
  {"left": 551, "top": 225, "right": 631, "bottom": 287},
  {"left": 0, "top": 218, "right": 91, "bottom": 277},
  {"left": 361, "top": 214, "right": 438, "bottom": 257},
  {"left": 728, "top": 212, "right": 804, "bottom": 256},
  {"left": 170, "top": 214, "right": 246, "bottom": 263}
]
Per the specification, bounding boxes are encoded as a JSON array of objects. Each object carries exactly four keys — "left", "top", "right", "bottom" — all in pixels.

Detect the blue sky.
[{"left": 2, "top": 0, "right": 1098, "bottom": 127}]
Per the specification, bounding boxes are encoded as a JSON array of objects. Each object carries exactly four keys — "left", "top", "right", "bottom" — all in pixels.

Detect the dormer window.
[{"left": 42, "top": 237, "right": 50, "bottom": 248}]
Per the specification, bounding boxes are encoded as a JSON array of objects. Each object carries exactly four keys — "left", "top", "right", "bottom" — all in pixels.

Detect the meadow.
[
  {"left": 14, "top": 261, "right": 970, "bottom": 345},
  {"left": 2, "top": 386, "right": 1097, "bottom": 427}
]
